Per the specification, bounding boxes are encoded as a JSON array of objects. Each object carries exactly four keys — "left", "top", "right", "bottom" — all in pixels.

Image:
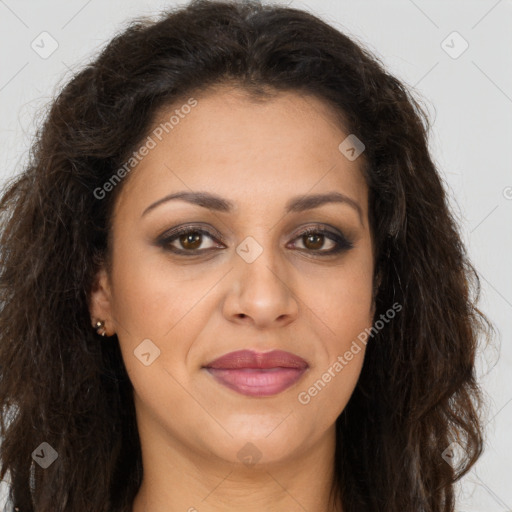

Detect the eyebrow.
[{"left": 141, "top": 190, "right": 363, "bottom": 224}]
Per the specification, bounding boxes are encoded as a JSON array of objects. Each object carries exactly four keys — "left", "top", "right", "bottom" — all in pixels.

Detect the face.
[{"left": 90, "top": 86, "right": 375, "bottom": 468}]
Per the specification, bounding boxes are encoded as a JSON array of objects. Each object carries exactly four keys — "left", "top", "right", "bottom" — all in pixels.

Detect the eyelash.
[{"left": 156, "top": 224, "right": 354, "bottom": 257}]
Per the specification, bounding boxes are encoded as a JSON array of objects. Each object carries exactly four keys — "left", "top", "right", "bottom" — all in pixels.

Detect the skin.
[{"left": 89, "top": 86, "right": 375, "bottom": 512}]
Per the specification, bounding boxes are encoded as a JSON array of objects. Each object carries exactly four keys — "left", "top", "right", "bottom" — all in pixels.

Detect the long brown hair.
[{"left": 0, "top": 1, "right": 494, "bottom": 510}]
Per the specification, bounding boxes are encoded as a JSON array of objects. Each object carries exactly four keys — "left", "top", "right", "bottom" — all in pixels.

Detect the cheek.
[
  {"left": 292, "top": 254, "right": 373, "bottom": 424},
  {"left": 109, "top": 237, "right": 207, "bottom": 337},
  {"left": 293, "top": 346, "right": 365, "bottom": 439},
  {"left": 302, "top": 250, "right": 374, "bottom": 344},
  {"left": 108, "top": 242, "right": 220, "bottom": 390},
  {"left": 294, "top": 274, "right": 372, "bottom": 431}
]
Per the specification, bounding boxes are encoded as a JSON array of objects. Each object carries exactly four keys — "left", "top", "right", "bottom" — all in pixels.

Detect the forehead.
[{"left": 115, "top": 86, "right": 368, "bottom": 220}]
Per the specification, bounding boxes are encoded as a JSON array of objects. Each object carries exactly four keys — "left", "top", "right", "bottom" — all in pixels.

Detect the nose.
[{"left": 222, "top": 246, "right": 299, "bottom": 329}]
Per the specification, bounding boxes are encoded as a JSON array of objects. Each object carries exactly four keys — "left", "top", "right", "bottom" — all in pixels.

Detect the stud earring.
[{"left": 94, "top": 320, "right": 107, "bottom": 337}]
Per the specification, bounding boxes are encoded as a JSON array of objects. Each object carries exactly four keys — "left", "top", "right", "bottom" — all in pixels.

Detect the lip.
[{"left": 203, "top": 349, "right": 309, "bottom": 397}]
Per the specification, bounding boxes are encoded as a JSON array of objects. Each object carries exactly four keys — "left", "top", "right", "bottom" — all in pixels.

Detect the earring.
[{"left": 94, "top": 320, "right": 107, "bottom": 337}]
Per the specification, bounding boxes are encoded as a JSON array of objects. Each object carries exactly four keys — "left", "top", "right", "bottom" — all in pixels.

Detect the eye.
[
  {"left": 157, "top": 225, "right": 224, "bottom": 254},
  {"left": 288, "top": 226, "right": 354, "bottom": 255},
  {"left": 156, "top": 224, "right": 354, "bottom": 256}
]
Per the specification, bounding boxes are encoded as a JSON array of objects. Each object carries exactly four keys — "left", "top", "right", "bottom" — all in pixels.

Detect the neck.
[{"left": 130, "top": 410, "right": 343, "bottom": 512}]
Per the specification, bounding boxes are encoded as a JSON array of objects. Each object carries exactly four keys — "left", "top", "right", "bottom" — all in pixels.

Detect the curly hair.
[{"left": 0, "top": 1, "right": 494, "bottom": 511}]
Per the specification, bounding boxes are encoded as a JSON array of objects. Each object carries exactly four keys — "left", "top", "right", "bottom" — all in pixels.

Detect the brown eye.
[
  {"left": 158, "top": 226, "right": 224, "bottom": 254},
  {"left": 178, "top": 231, "right": 203, "bottom": 250},
  {"left": 157, "top": 224, "right": 353, "bottom": 257},
  {"left": 290, "top": 226, "right": 354, "bottom": 255},
  {"left": 302, "top": 232, "right": 329, "bottom": 251}
]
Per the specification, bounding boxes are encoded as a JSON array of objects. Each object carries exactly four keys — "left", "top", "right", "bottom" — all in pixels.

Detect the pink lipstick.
[{"left": 203, "top": 349, "right": 308, "bottom": 397}]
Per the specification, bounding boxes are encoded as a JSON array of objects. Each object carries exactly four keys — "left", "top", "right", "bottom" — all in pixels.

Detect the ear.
[{"left": 89, "top": 266, "right": 115, "bottom": 337}]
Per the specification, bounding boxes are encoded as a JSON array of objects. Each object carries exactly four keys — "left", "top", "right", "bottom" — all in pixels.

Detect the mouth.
[{"left": 202, "top": 349, "right": 309, "bottom": 397}]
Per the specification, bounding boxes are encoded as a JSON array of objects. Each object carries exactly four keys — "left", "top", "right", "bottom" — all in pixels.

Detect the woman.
[{"left": 0, "top": 0, "right": 493, "bottom": 511}]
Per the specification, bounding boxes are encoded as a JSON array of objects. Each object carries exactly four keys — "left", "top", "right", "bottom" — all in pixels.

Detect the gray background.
[{"left": 0, "top": 1, "right": 511, "bottom": 510}]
